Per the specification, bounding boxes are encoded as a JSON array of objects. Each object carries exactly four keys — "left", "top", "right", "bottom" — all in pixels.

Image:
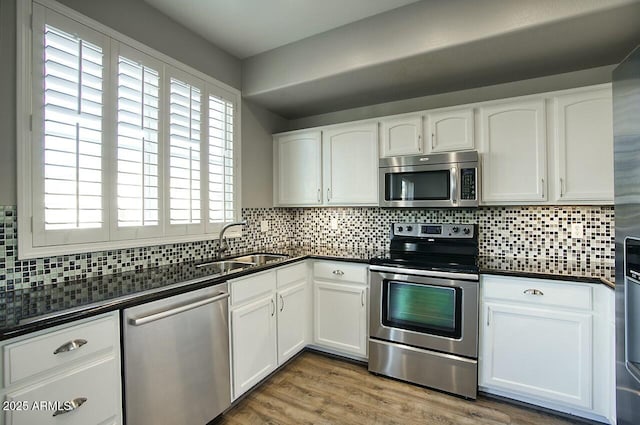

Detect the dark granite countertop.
[
  {"left": 0, "top": 246, "right": 614, "bottom": 341},
  {"left": 479, "top": 256, "right": 615, "bottom": 289},
  {"left": 0, "top": 246, "right": 378, "bottom": 341}
]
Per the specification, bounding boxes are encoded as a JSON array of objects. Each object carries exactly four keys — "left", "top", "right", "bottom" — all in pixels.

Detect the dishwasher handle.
[{"left": 129, "top": 291, "right": 230, "bottom": 326}]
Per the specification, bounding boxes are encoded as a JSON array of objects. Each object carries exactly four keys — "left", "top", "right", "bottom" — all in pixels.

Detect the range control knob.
[
  {"left": 452, "top": 226, "right": 460, "bottom": 233},
  {"left": 406, "top": 225, "right": 413, "bottom": 232},
  {"left": 463, "top": 227, "right": 471, "bottom": 235},
  {"left": 397, "top": 226, "right": 404, "bottom": 233}
]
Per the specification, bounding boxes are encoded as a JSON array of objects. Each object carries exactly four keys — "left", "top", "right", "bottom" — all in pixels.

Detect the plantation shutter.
[
  {"left": 32, "top": 7, "right": 109, "bottom": 246},
  {"left": 207, "top": 91, "right": 236, "bottom": 230},
  {"left": 113, "top": 44, "right": 163, "bottom": 239},
  {"left": 166, "top": 69, "right": 204, "bottom": 234}
]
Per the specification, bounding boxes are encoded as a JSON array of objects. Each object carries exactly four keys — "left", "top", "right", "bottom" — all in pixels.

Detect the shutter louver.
[
  {"left": 169, "top": 78, "right": 201, "bottom": 224},
  {"left": 43, "top": 25, "right": 103, "bottom": 230},
  {"left": 116, "top": 56, "right": 160, "bottom": 227},
  {"left": 208, "top": 94, "right": 234, "bottom": 223}
]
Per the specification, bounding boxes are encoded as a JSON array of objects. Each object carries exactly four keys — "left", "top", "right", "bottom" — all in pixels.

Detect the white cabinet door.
[
  {"left": 428, "top": 108, "right": 474, "bottom": 153},
  {"left": 277, "top": 280, "right": 308, "bottom": 364},
  {"left": 480, "top": 100, "right": 547, "bottom": 203},
  {"left": 480, "top": 302, "right": 592, "bottom": 410},
  {"left": 274, "top": 131, "right": 322, "bottom": 206},
  {"left": 554, "top": 87, "right": 613, "bottom": 203},
  {"left": 380, "top": 114, "right": 424, "bottom": 157},
  {"left": 231, "top": 294, "right": 277, "bottom": 399},
  {"left": 314, "top": 281, "right": 367, "bottom": 357},
  {"left": 323, "top": 123, "right": 378, "bottom": 205}
]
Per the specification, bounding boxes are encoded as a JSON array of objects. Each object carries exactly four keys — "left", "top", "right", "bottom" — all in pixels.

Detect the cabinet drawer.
[
  {"left": 5, "top": 357, "right": 119, "bottom": 425},
  {"left": 230, "top": 270, "right": 276, "bottom": 306},
  {"left": 482, "top": 275, "right": 592, "bottom": 310},
  {"left": 313, "top": 261, "right": 367, "bottom": 284},
  {"left": 4, "top": 317, "right": 117, "bottom": 387},
  {"left": 276, "top": 262, "right": 307, "bottom": 288}
]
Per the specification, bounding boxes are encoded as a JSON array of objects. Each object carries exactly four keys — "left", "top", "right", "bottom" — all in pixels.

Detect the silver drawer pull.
[
  {"left": 332, "top": 270, "right": 344, "bottom": 276},
  {"left": 523, "top": 289, "right": 544, "bottom": 296},
  {"left": 52, "top": 397, "right": 87, "bottom": 417},
  {"left": 53, "top": 339, "right": 87, "bottom": 355}
]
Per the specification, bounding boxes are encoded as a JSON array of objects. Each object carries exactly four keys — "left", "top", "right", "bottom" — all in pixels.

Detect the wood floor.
[{"left": 217, "top": 351, "right": 584, "bottom": 425}]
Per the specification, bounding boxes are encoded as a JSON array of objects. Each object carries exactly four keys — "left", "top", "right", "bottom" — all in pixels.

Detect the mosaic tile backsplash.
[{"left": 0, "top": 205, "right": 614, "bottom": 290}]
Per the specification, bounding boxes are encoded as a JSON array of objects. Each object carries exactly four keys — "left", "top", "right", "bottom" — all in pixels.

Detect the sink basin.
[
  {"left": 196, "top": 260, "right": 255, "bottom": 273},
  {"left": 231, "top": 253, "right": 289, "bottom": 266},
  {"left": 195, "top": 254, "right": 288, "bottom": 275}
]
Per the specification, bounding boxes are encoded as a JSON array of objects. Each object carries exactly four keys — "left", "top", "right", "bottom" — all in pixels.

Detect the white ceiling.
[{"left": 144, "top": 0, "right": 420, "bottom": 59}]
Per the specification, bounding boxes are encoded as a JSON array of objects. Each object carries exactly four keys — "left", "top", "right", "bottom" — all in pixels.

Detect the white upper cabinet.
[
  {"left": 274, "top": 131, "right": 322, "bottom": 206},
  {"left": 428, "top": 108, "right": 474, "bottom": 153},
  {"left": 379, "top": 114, "right": 424, "bottom": 157},
  {"left": 272, "top": 84, "right": 613, "bottom": 207},
  {"left": 553, "top": 86, "right": 613, "bottom": 203},
  {"left": 323, "top": 122, "right": 378, "bottom": 205},
  {"left": 480, "top": 99, "right": 547, "bottom": 203}
]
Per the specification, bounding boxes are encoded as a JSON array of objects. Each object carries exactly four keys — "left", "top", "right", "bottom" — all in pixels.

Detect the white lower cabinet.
[
  {"left": 480, "top": 275, "right": 614, "bottom": 423},
  {"left": 312, "top": 261, "right": 368, "bottom": 358},
  {"left": 231, "top": 292, "right": 278, "bottom": 399},
  {"left": 0, "top": 312, "right": 122, "bottom": 425},
  {"left": 482, "top": 303, "right": 592, "bottom": 408},
  {"left": 229, "top": 263, "right": 311, "bottom": 400}
]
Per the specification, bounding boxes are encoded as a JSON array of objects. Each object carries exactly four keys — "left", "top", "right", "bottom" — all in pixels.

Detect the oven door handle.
[{"left": 369, "top": 265, "right": 479, "bottom": 282}]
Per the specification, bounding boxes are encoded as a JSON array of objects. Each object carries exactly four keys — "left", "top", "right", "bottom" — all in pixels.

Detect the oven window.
[
  {"left": 382, "top": 280, "right": 462, "bottom": 338},
  {"left": 385, "top": 171, "right": 450, "bottom": 201}
]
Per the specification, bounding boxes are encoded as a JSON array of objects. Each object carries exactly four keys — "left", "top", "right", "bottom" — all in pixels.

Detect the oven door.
[
  {"left": 379, "top": 163, "right": 458, "bottom": 208},
  {"left": 370, "top": 269, "right": 478, "bottom": 358}
]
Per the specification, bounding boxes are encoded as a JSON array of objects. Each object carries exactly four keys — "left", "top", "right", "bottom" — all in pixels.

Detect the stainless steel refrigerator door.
[
  {"left": 614, "top": 44, "right": 640, "bottom": 425},
  {"left": 123, "top": 283, "right": 231, "bottom": 425}
]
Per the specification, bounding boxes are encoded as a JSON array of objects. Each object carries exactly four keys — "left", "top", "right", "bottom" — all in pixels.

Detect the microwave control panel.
[{"left": 460, "top": 168, "right": 476, "bottom": 200}]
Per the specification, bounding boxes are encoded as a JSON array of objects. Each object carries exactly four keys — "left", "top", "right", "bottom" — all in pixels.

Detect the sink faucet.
[{"left": 218, "top": 220, "right": 247, "bottom": 258}]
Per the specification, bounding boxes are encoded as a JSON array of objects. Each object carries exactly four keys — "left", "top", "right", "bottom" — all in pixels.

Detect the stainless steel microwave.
[{"left": 379, "top": 151, "right": 479, "bottom": 208}]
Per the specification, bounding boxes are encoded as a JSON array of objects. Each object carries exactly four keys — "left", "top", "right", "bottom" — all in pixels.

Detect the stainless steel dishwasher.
[{"left": 123, "top": 282, "right": 231, "bottom": 425}]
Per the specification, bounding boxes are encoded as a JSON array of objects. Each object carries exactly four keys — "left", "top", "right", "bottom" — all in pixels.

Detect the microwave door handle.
[{"left": 450, "top": 167, "right": 457, "bottom": 205}]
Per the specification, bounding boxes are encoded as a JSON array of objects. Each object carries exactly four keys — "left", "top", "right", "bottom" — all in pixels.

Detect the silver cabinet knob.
[
  {"left": 332, "top": 270, "right": 344, "bottom": 276},
  {"left": 523, "top": 288, "right": 544, "bottom": 296}
]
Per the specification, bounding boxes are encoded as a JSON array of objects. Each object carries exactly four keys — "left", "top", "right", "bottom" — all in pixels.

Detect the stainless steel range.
[{"left": 369, "top": 222, "right": 479, "bottom": 399}]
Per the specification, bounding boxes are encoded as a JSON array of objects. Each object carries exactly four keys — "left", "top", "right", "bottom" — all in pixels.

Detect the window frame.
[{"left": 16, "top": 0, "right": 242, "bottom": 260}]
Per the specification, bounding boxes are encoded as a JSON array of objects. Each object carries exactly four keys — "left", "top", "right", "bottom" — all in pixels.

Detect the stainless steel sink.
[
  {"left": 196, "top": 260, "right": 255, "bottom": 273},
  {"left": 195, "top": 253, "right": 288, "bottom": 275},
  {"left": 231, "top": 254, "right": 289, "bottom": 266}
]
